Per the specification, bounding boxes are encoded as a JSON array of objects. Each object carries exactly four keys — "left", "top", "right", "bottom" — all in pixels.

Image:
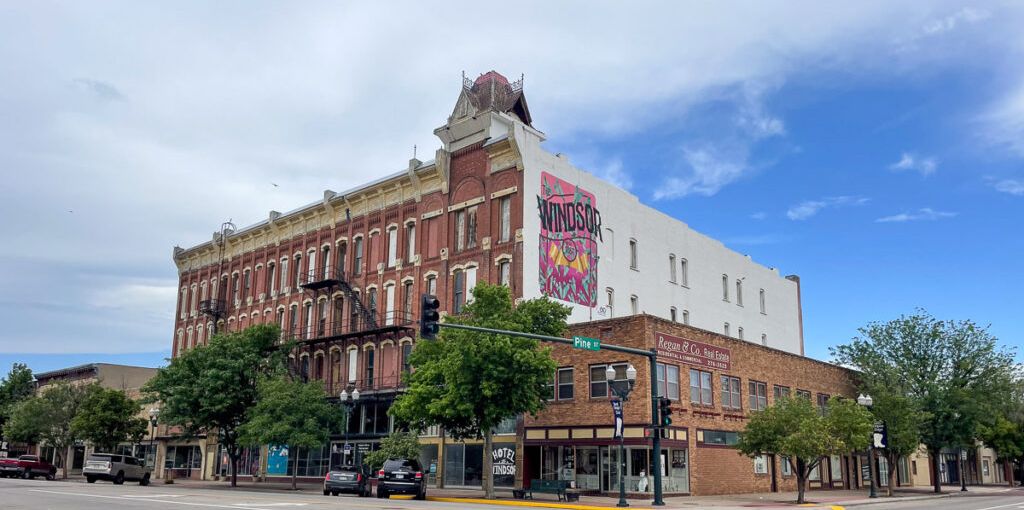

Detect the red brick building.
[{"left": 522, "top": 314, "right": 862, "bottom": 496}]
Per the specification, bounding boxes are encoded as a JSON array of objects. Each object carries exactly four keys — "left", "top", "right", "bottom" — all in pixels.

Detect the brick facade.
[{"left": 522, "top": 314, "right": 860, "bottom": 496}]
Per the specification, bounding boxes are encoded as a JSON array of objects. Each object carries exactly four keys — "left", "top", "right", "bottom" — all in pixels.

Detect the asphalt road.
[
  {"left": 5, "top": 476, "right": 1024, "bottom": 510},
  {"left": 845, "top": 489, "right": 1024, "bottom": 510},
  {"left": 0, "top": 477, "right": 496, "bottom": 510}
]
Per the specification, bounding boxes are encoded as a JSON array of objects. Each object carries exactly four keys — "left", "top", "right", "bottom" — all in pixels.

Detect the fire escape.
[{"left": 198, "top": 221, "right": 234, "bottom": 334}]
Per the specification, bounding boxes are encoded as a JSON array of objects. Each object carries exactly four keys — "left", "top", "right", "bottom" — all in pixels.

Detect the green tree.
[
  {"left": 363, "top": 431, "right": 422, "bottom": 472},
  {"left": 979, "top": 415, "right": 1024, "bottom": 486},
  {"left": 831, "top": 311, "right": 1019, "bottom": 493},
  {"left": 143, "top": 324, "right": 287, "bottom": 487},
  {"left": 0, "top": 363, "right": 35, "bottom": 438},
  {"left": 238, "top": 376, "right": 337, "bottom": 490},
  {"left": 737, "top": 396, "right": 872, "bottom": 504},
  {"left": 6, "top": 382, "right": 97, "bottom": 479},
  {"left": 869, "top": 393, "right": 928, "bottom": 496},
  {"left": 390, "top": 283, "right": 567, "bottom": 499},
  {"left": 71, "top": 387, "right": 148, "bottom": 453}
]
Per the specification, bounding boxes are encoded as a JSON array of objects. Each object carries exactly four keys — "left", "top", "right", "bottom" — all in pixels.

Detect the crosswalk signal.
[
  {"left": 419, "top": 294, "right": 441, "bottom": 340},
  {"left": 658, "top": 397, "right": 673, "bottom": 427}
]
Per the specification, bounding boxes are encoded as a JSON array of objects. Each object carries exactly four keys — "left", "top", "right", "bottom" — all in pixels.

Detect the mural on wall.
[{"left": 537, "top": 171, "right": 601, "bottom": 307}]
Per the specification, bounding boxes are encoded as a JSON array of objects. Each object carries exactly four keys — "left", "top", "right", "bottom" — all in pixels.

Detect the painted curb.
[{"left": 393, "top": 495, "right": 648, "bottom": 510}]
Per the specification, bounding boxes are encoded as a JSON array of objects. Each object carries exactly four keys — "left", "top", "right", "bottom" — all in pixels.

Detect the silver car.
[{"left": 83, "top": 453, "right": 152, "bottom": 485}]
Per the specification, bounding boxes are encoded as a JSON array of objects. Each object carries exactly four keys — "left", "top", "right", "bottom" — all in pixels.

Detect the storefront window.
[
  {"left": 576, "top": 448, "right": 600, "bottom": 490},
  {"left": 493, "top": 416, "right": 517, "bottom": 435},
  {"left": 165, "top": 445, "right": 202, "bottom": 478},
  {"left": 442, "top": 443, "right": 491, "bottom": 487},
  {"left": 216, "top": 446, "right": 260, "bottom": 477}
]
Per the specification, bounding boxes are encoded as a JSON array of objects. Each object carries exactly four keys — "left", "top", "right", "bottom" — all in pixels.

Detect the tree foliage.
[
  {"left": 0, "top": 363, "right": 35, "bottom": 438},
  {"left": 143, "top": 324, "right": 286, "bottom": 486},
  {"left": 737, "top": 396, "right": 872, "bottom": 504},
  {"left": 363, "top": 431, "right": 422, "bottom": 472},
  {"left": 238, "top": 375, "right": 338, "bottom": 490},
  {"left": 6, "top": 382, "right": 97, "bottom": 478},
  {"left": 390, "top": 283, "right": 567, "bottom": 498},
  {"left": 831, "top": 310, "right": 1019, "bottom": 493},
  {"left": 71, "top": 387, "right": 148, "bottom": 453}
]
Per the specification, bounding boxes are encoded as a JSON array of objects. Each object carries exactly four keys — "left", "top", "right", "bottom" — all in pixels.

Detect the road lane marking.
[
  {"left": 975, "top": 503, "right": 1024, "bottom": 510},
  {"left": 234, "top": 504, "right": 307, "bottom": 507},
  {"left": 28, "top": 489, "right": 278, "bottom": 510},
  {"left": 123, "top": 494, "right": 189, "bottom": 498}
]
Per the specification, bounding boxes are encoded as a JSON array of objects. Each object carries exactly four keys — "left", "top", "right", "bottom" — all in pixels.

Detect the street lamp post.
[
  {"left": 607, "top": 364, "right": 638, "bottom": 508},
  {"left": 339, "top": 388, "right": 360, "bottom": 466},
  {"left": 147, "top": 407, "right": 159, "bottom": 469},
  {"left": 857, "top": 394, "right": 877, "bottom": 499}
]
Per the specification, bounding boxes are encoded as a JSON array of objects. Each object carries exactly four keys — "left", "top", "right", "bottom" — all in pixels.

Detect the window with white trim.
[
  {"left": 347, "top": 349, "right": 358, "bottom": 383},
  {"left": 405, "top": 223, "right": 416, "bottom": 263},
  {"left": 557, "top": 367, "right": 574, "bottom": 400},
  {"left": 682, "top": 309, "right": 689, "bottom": 325},
  {"left": 387, "top": 227, "right": 398, "bottom": 268},
  {"left": 760, "top": 288, "right": 766, "bottom": 314},
  {"left": 353, "top": 237, "right": 363, "bottom": 275},
  {"left": 589, "top": 363, "right": 627, "bottom": 399},
  {"left": 689, "top": 369, "right": 713, "bottom": 406},
  {"left": 736, "top": 279, "right": 743, "bottom": 306},
  {"left": 670, "top": 307, "right": 677, "bottom": 323},
  {"left": 749, "top": 381, "right": 768, "bottom": 411},
  {"left": 724, "top": 322, "right": 730, "bottom": 337},
  {"left": 721, "top": 375, "right": 742, "bottom": 410},
  {"left": 656, "top": 363, "right": 680, "bottom": 400},
  {"left": 465, "top": 266, "right": 477, "bottom": 303},
  {"left": 629, "top": 239, "right": 638, "bottom": 270},
  {"left": 722, "top": 274, "right": 729, "bottom": 301},
  {"left": 680, "top": 258, "right": 689, "bottom": 287},
  {"left": 630, "top": 295, "right": 638, "bottom": 315},
  {"left": 669, "top": 254, "right": 677, "bottom": 282},
  {"left": 384, "top": 284, "right": 395, "bottom": 326},
  {"left": 498, "top": 260, "right": 511, "bottom": 287},
  {"left": 499, "top": 196, "right": 511, "bottom": 243},
  {"left": 425, "top": 275, "right": 437, "bottom": 296},
  {"left": 293, "top": 254, "right": 303, "bottom": 288},
  {"left": 605, "top": 288, "right": 614, "bottom": 317},
  {"left": 754, "top": 455, "right": 769, "bottom": 474},
  {"left": 453, "top": 270, "right": 465, "bottom": 313},
  {"left": 738, "top": 327, "right": 744, "bottom": 340}
]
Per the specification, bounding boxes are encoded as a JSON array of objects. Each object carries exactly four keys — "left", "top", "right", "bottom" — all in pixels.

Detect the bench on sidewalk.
[{"left": 514, "top": 479, "right": 577, "bottom": 502}]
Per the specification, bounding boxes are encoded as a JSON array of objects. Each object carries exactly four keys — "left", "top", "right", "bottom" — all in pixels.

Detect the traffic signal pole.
[{"left": 437, "top": 322, "right": 666, "bottom": 506}]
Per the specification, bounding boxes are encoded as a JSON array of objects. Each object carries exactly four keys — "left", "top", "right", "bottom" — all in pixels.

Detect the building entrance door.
[{"left": 600, "top": 446, "right": 620, "bottom": 492}]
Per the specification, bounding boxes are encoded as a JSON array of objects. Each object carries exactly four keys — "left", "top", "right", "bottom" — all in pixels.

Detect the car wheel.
[
  {"left": 21, "top": 470, "right": 30, "bottom": 480},
  {"left": 376, "top": 488, "right": 386, "bottom": 499},
  {"left": 86, "top": 476, "right": 96, "bottom": 483},
  {"left": 46, "top": 472, "right": 55, "bottom": 481},
  {"left": 332, "top": 492, "right": 339, "bottom": 496},
  {"left": 415, "top": 488, "right": 426, "bottom": 500},
  {"left": 140, "top": 474, "right": 151, "bottom": 486},
  {"left": 113, "top": 471, "right": 125, "bottom": 485}
]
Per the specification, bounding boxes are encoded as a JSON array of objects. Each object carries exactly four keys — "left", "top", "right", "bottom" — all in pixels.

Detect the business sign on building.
[
  {"left": 537, "top": 171, "right": 601, "bottom": 307},
  {"left": 655, "top": 332, "right": 731, "bottom": 371}
]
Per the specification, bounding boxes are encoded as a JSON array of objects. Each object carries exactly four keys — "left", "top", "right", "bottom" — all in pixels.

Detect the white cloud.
[
  {"left": 875, "top": 208, "right": 957, "bottom": 223},
  {"left": 786, "top": 196, "right": 870, "bottom": 220},
  {"left": 594, "top": 159, "right": 632, "bottom": 191},
  {"left": 993, "top": 179, "right": 1024, "bottom": 196},
  {"left": 654, "top": 145, "right": 749, "bottom": 199},
  {"left": 750, "top": 211, "right": 766, "bottom": 220},
  {"left": 979, "top": 83, "right": 1024, "bottom": 157},
  {"left": 922, "top": 8, "right": 990, "bottom": 35},
  {"left": 889, "top": 152, "right": 938, "bottom": 176}
]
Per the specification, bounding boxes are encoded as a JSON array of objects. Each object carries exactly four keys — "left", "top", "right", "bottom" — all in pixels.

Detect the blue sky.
[{"left": 1, "top": 2, "right": 1022, "bottom": 375}]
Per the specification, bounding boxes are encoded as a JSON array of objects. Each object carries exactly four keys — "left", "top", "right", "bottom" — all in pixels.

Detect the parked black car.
[
  {"left": 323, "top": 464, "right": 372, "bottom": 497},
  {"left": 376, "top": 458, "right": 426, "bottom": 500}
]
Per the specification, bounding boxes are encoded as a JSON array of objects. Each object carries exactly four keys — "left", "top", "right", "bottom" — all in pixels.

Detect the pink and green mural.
[{"left": 537, "top": 171, "right": 602, "bottom": 307}]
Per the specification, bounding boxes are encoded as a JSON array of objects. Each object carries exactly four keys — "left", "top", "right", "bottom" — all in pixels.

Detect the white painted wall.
[{"left": 511, "top": 118, "right": 804, "bottom": 355}]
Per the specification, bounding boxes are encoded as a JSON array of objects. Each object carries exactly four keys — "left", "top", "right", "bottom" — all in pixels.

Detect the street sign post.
[{"left": 573, "top": 335, "right": 601, "bottom": 351}]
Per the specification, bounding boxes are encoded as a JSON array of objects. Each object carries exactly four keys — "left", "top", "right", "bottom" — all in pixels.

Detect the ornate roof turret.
[{"left": 448, "top": 70, "right": 532, "bottom": 127}]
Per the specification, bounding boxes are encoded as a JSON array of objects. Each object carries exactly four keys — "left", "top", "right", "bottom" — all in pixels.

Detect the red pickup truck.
[{"left": 0, "top": 455, "right": 57, "bottom": 480}]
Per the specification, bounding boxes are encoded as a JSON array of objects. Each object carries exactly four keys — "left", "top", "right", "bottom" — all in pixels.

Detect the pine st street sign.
[{"left": 573, "top": 335, "right": 601, "bottom": 351}]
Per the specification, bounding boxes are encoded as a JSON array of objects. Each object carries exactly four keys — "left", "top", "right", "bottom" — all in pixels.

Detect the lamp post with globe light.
[
  {"left": 147, "top": 407, "right": 159, "bottom": 469},
  {"left": 339, "top": 388, "right": 360, "bottom": 465},
  {"left": 857, "top": 394, "right": 877, "bottom": 499},
  {"left": 607, "top": 364, "right": 638, "bottom": 508}
]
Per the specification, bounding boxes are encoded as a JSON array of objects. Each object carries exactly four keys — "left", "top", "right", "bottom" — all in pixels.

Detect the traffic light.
[
  {"left": 658, "top": 397, "right": 673, "bottom": 427},
  {"left": 419, "top": 294, "right": 441, "bottom": 340}
]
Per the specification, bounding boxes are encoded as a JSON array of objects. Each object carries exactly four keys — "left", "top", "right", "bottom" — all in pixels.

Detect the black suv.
[
  {"left": 376, "top": 458, "right": 426, "bottom": 500},
  {"left": 323, "top": 464, "right": 371, "bottom": 497}
]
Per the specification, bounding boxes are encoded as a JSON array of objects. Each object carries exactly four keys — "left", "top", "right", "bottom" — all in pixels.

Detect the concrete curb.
[{"left": 841, "top": 493, "right": 952, "bottom": 507}]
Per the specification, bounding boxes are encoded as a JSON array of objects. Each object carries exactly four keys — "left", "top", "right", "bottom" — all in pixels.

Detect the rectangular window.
[
  {"left": 347, "top": 349, "right": 357, "bottom": 383},
  {"left": 466, "top": 206, "right": 478, "bottom": 249},
  {"left": 387, "top": 228, "right": 398, "bottom": 268},
  {"left": 748, "top": 381, "right": 768, "bottom": 410},
  {"left": 354, "top": 238, "right": 363, "bottom": 275},
  {"left": 267, "top": 263, "right": 276, "bottom": 295},
  {"left": 401, "top": 343, "right": 413, "bottom": 374},
  {"left": 701, "top": 430, "right": 739, "bottom": 446},
  {"left": 426, "top": 275, "right": 437, "bottom": 297},
  {"left": 498, "top": 260, "right": 511, "bottom": 286},
  {"left": 384, "top": 285, "right": 395, "bottom": 326},
  {"left": 630, "top": 295, "right": 639, "bottom": 315},
  {"left": 368, "top": 288, "right": 378, "bottom": 318},
  {"left": 453, "top": 270, "right": 465, "bottom": 313},
  {"left": 796, "top": 389, "right": 811, "bottom": 400},
  {"left": 364, "top": 349, "right": 375, "bottom": 384},
  {"left": 465, "top": 266, "right": 477, "bottom": 303},
  {"left": 736, "top": 280, "right": 743, "bottom": 306},
  {"left": 629, "top": 239, "right": 638, "bottom": 269},
  {"left": 294, "top": 255, "right": 303, "bottom": 289},
  {"left": 455, "top": 210, "right": 466, "bottom": 252},
  {"left": 589, "top": 363, "right": 626, "bottom": 399},
  {"left": 773, "top": 385, "right": 791, "bottom": 401},
  {"left": 754, "top": 454, "right": 768, "bottom": 474},
  {"left": 557, "top": 367, "right": 574, "bottom": 400},
  {"left": 759, "top": 288, "right": 766, "bottom": 314},
  {"left": 682, "top": 310, "right": 689, "bottom": 325},
  {"left": 669, "top": 255, "right": 677, "bottom": 282},
  {"left": 817, "top": 393, "right": 830, "bottom": 415},
  {"left": 426, "top": 217, "right": 439, "bottom": 259},
  {"left": 781, "top": 456, "right": 793, "bottom": 476},
  {"left": 722, "top": 376, "right": 742, "bottom": 410},
  {"left": 499, "top": 196, "right": 511, "bottom": 243},
  {"left": 722, "top": 274, "right": 729, "bottom": 301},
  {"left": 670, "top": 307, "right": 677, "bottom": 322},
  {"left": 280, "top": 260, "right": 288, "bottom": 290},
  {"left": 406, "top": 223, "right": 416, "bottom": 263},
  {"left": 689, "top": 369, "right": 713, "bottom": 406},
  {"left": 402, "top": 281, "right": 414, "bottom": 322},
  {"left": 656, "top": 363, "right": 683, "bottom": 401},
  {"left": 288, "top": 305, "right": 298, "bottom": 336},
  {"left": 680, "top": 258, "right": 689, "bottom": 287},
  {"left": 242, "top": 270, "right": 251, "bottom": 301}
]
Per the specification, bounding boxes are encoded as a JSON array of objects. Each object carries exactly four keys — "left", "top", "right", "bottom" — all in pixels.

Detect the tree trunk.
[
  {"left": 1007, "top": 460, "right": 1014, "bottom": 487},
  {"left": 291, "top": 445, "right": 298, "bottom": 491},
  {"left": 795, "top": 458, "right": 807, "bottom": 504},
  {"left": 928, "top": 448, "right": 941, "bottom": 493},
  {"left": 59, "top": 449, "right": 68, "bottom": 480},
  {"left": 483, "top": 429, "right": 494, "bottom": 499},
  {"left": 230, "top": 451, "right": 238, "bottom": 487},
  {"left": 885, "top": 451, "right": 896, "bottom": 497}
]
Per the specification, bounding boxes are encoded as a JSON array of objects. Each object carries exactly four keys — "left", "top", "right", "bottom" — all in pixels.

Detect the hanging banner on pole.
[{"left": 611, "top": 399, "right": 624, "bottom": 438}]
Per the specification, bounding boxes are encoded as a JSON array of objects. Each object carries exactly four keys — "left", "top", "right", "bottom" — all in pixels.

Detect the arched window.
[
  {"left": 605, "top": 288, "right": 614, "bottom": 317},
  {"left": 736, "top": 279, "right": 743, "bottom": 306},
  {"left": 724, "top": 322, "right": 731, "bottom": 337},
  {"left": 267, "top": 261, "right": 276, "bottom": 295},
  {"left": 722, "top": 274, "right": 729, "bottom": 301},
  {"left": 669, "top": 254, "right": 677, "bottom": 283},
  {"left": 682, "top": 309, "right": 690, "bottom": 325},
  {"left": 670, "top": 307, "right": 678, "bottom": 322},
  {"left": 680, "top": 258, "right": 689, "bottom": 287},
  {"left": 293, "top": 254, "right": 303, "bottom": 288},
  {"left": 738, "top": 327, "right": 744, "bottom": 340},
  {"left": 630, "top": 295, "right": 639, "bottom": 315}
]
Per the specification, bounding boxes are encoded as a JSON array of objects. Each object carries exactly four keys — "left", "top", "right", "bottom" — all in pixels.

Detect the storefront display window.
[
  {"left": 216, "top": 446, "right": 260, "bottom": 477},
  {"left": 165, "top": 445, "right": 202, "bottom": 478}
]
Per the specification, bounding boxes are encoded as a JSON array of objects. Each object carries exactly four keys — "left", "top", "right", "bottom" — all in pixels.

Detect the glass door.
[{"left": 600, "top": 446, "right": 620, "bottom": 492}]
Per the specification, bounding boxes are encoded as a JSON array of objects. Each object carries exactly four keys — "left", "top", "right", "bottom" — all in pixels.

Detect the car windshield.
[
  {"left": 88, "top": 454, "right": 111, "bottom": 461},
  {"left": 333, "top": 465, "right": 359, "bottom": 472},
  {"left": 19, "top": 456, "right": 38, "bottom": 461}
]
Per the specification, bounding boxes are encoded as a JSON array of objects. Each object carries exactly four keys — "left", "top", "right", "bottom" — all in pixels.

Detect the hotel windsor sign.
[{"left": 655, "top": 332, "right": 731, "bottom": 371}]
